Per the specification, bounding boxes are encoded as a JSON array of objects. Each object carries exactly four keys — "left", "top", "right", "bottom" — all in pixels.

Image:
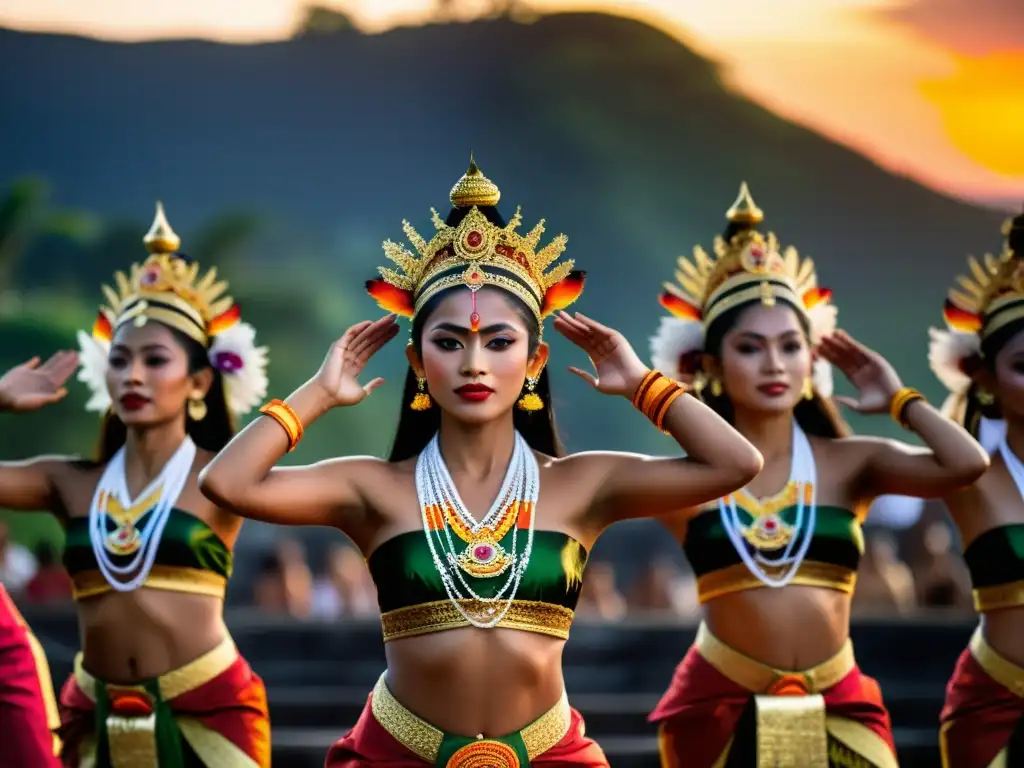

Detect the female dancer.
[
  {"left": 930, "top": 208, "right": 1024, "bottom": 767},
  {"left": 647, "top": 184, "right": 989, "bottom": 767},
  {"left": 0, "top": 203, "right": 272, "bottom": 767},
  {"left": 0, "top": 580, "right": 62, "bottom": 766},
  {"left": 198, "top": 158, "right": 765, "bottom": 767}
]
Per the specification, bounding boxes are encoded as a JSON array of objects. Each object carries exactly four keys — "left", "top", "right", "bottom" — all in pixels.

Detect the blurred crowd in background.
[{"left": 0, "top": 496, "right": 972, "bottom": 621}]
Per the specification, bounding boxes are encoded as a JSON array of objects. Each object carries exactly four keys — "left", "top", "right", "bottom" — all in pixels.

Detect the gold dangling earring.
[
  {"left": 187, "top": 393, "right": 208, "bottom": 421},
  {"left": 709, "top": 378, "right": 722, "bottom": 397},
  {"left": 978, "top": 389, "right": 995, "bottom": 406},
  {"left": 802, "top": 377, "right": 814, "bottom": 401},
  {"left": 517, "top": 377, "right": 544, "bottom": 412},
  {"left": 410, "top": 378, "right": 432, "bottom": 411}
]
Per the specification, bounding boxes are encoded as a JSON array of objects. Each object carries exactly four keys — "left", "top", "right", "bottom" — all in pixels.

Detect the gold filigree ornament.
[
  {"left": 75, "top": 202, "right": 269, "bottom": 417},
  {"left": 366, "top": 155, "right": 586, "bottom": 324},
  {"left": 445, "top": 500, "right": 524, "bottom": 578},
  {"left": 727, "top": 482, "right": 812, "bottom": 551},
  {"left": 446, "top": 740, "right": 521, "bottom": 768},
  {"left": 649, "top": 182, "right": 837, "bottom": 395}
]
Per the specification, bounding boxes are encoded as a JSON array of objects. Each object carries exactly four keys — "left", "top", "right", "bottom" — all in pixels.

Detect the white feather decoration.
[
  {"left": 806, "top": 301, "right": 837, "bottom": 343},
  {"left": 812, "top": 357, "right": 834, "bottom": 398},
  {"left": 76, "top": 330, "right": 112, "bottom": 414},
  {"left": 927, "top": 326, "right": 979, "bottom": 396},
  {"left": 209, "top": 322, "right": 270, "bottom": 416},
  {"left": 649, "top": 316, "right": 703, "bottom": 383}
]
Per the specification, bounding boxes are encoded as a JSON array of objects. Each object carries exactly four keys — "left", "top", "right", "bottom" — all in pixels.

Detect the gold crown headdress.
[
  {"left": 929, "top": 207, "right": 1024, "bottom": 428},
  {"left": 649, "top": 183, "right": 837, "bottom": 393},
  {"left": 366, "top": 156, "right": 585, "bottom": 325},
  {"left": 76, "top": 202, "right": 269, "bottom": 416}
]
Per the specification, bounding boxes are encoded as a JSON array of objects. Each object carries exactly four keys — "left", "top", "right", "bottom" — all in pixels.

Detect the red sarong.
[
  {"left": 326, "top": 693, "right": 609, "bottom": 767},
  {"left": 58, "top": 641, "right": 270, "bottom": 767},
  {"left": 651, "top": 643, "right": 895, "bottom": 767},
  {"left": 0, "top": 584, "right": 61, "bottom": 767},
  {"left": 940, "top": 640, "right": 1024, "bottom": 768}
]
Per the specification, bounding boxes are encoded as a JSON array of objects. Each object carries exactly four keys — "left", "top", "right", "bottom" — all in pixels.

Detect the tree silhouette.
[
  {"left": 0, "top": 177, "right": 99, "bottom": 296},
  {"left": 293, "top": 5, "right": 355, "bottom": 37}
]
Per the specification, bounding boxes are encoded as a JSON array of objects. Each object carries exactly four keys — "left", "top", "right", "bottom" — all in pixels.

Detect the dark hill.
[{"left": 0, "top": 12, "right": 1007, "bottom": 447}]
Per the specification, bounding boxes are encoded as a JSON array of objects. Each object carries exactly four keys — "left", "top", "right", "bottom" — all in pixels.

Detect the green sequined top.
[{"left": 63, "top": 508, "right": 232, "bottom": 600}]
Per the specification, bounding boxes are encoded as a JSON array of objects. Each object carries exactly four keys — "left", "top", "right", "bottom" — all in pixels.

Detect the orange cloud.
[{"left": 921, "top": 51, "right": 1024, "bottom": 176}]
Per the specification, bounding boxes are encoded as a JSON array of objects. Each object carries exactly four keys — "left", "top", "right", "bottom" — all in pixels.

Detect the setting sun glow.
[
  {"left": 0, "top": 0, "right": 1020, "bottom": 206},
  {"left": 922, "top": 52, "right": 1024, "bottom": 177}
]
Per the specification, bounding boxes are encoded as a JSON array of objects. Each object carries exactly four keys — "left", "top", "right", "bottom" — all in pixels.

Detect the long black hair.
[
  {"left": 96, "top": 324, "right": 237, "bottom": 462},
  {"left": 387, "top": 206, "right": 563, "bottom": 462}
]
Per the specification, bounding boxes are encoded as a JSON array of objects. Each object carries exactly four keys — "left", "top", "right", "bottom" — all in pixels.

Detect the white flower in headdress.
[
  {"left": 74, "top": 201, "right": 270, "bottom": 420},
  {"left": 649, "top": 184, "right": 838, "bottom": 397},
  {"left": 76, "top": 330, "right": 113, "bottom": 414},
  {"left": 209, "top": 322, "right": 269, "bottom": 415},
  {"left": 927, "top": 327, "right": 979, "bottom": 402},
  {"left": 650, "top": 317, "right": 704, "bottom": 386}
]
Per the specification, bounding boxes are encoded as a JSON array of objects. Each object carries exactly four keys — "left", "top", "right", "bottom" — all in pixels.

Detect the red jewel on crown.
[
  {"left": 466, "top": 230, "right": 483, "bottom": 248},
  {"left": 140, "top": 266, "right": 161, "bottom": 286}
]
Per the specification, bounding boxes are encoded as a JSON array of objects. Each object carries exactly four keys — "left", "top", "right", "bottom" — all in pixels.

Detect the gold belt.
[
  {"left": 970, "top": 626, "right": 1024, "bottom": 698},
  {"left": 696, "top": 621, "right": 854, "bottom": 694},
  {"left": 370, "top": 672, "right": 572, "bottom": 767},
  {"left": 74, "top": 635, "right": 238, "bottom": 768},
  {"left": 696, "top": 623, "right": 857, "bottom": 768}
]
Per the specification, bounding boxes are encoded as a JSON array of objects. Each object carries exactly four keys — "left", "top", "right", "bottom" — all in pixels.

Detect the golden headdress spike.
[
  {"left": 725, "top": 182, "right": 764, "bottom": 225},
  {"left": 143, "top": 201, "right": 181, "bottom": 255},
  {"left": 449, "top": 153, "right": 501, "bottom": 208}
]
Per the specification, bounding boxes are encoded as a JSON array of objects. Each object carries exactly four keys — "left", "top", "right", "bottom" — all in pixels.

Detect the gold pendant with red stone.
[{"left": 456, "top": 538, "right": 513, "bottom": 578}]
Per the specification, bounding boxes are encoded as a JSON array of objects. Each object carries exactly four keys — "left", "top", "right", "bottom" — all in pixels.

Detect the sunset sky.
[{"left": 1, "top": 0, "right": 1021, "bottom": 208}]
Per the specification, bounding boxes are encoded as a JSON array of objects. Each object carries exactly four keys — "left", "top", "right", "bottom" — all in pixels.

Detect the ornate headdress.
[
  {"left": 929, "top": 208, "right": 1024, "bottom": 444},
  {"left": 366, "top": 156, "right": 585, "bottom": 326},
  {"left": 649, "top": 182, "right": 837, "bottom": 394},
  {"left": 76, "top": 202, "right": 269, "bottom": 416}
]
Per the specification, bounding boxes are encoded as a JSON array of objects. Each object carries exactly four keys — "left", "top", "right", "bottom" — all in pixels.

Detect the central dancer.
[{"left": 199, "top": 157, "right": 764, "bottom": 767}]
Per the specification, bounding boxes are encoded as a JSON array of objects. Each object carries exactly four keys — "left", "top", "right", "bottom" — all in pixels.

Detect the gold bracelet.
[
  {"left": 889, "top": 387, "right": 926, "bottom": 428},
  {"left": 632, "top": 370, "right": 687, "bottom": 431},
  {"left": 654, "top": 387, "right": 687, "bottom": 431},
  {"left": 259, "top": 399, "right": 304, "bottom": 452},
  {"left": 632, "top": 370, "right": 662, "bottom": 409}
]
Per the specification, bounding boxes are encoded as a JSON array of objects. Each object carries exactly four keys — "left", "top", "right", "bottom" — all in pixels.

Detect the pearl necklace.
[
  {"left": 718, "top": 422, "right": 817, "bottom": 588},
  {"left": 87, "top": 437, "right": 196, "bottom": 592},
  {"left": 415, "top": 432, "right": 538, "bottom": 628}
]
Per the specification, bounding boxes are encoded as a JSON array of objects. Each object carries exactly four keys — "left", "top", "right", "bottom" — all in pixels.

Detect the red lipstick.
[
  {"left": 119, "top": 394, "right": 151, "bottom": 411},
  {"left": 455, "top": 383, "right": 494, "bottom": 402},
  {"left": 757, "top": 383, "right": 790, "bottom": 397}
]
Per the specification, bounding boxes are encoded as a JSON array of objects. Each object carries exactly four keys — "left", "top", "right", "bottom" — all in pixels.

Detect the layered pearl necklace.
[
  {"left": 415, "top": 431, "right": 538, "bottom": 628},
  {"left": 88, "top": 437, "right": 196, "bottom": 592},
  {"left": 718, "top": 421, "right": 818, "bottom": 588}
]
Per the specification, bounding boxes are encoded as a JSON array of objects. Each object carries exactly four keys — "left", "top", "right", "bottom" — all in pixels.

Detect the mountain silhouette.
[{"left": 0, "top": 11, "right": 1007, "bottom": 449}]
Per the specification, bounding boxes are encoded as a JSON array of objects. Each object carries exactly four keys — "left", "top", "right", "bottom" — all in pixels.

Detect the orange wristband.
[
  {"left": 633, "top": 370, "right": 687, "bottom": 432},
  {"left": 259, "top": 399, "right": 304, "bottom": 452},
  {"left": 889, "top": 387, "right": 926, "bottom": 429}
]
